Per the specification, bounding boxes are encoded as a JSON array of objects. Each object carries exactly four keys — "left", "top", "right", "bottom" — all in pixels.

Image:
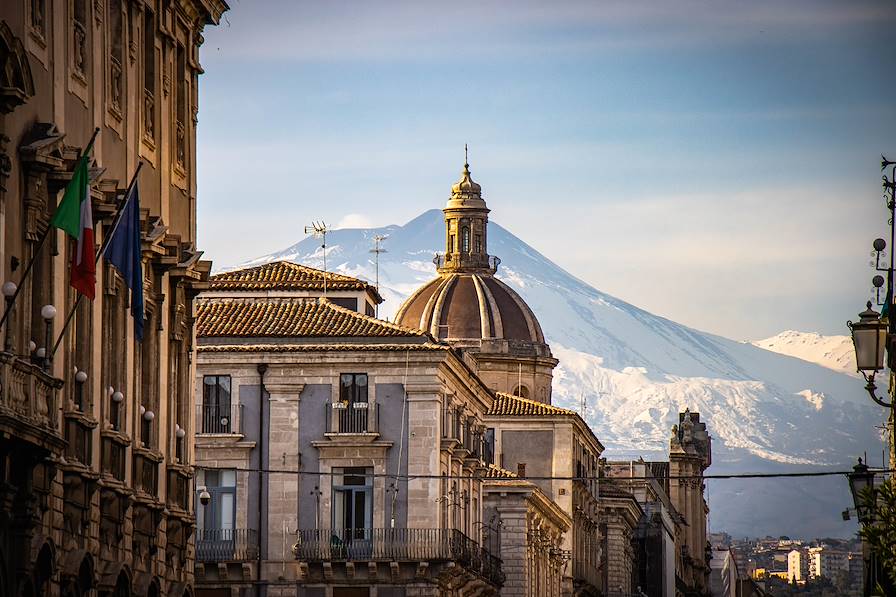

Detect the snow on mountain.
[
  {"left": 752, "top": 331, "right": 858, "bottom": 377},
  {"left": 234, "top": 209, "right": 884, "bottom": 538}
]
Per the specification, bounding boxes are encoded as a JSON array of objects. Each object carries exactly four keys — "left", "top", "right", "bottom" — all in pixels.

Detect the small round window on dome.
[{"left": 512, "top": 385, "right": 529, "bottom": 399}]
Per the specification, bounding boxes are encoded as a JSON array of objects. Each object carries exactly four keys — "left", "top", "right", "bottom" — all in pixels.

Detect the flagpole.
[
  {"left": 0, "top": 127, "right": 100, "bottom": 339},
  {"left": 49, "top": 161, "right": 143, "bottom": 360}
]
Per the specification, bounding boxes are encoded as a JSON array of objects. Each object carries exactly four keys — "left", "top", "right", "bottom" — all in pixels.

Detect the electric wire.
[{"left": 198, "top": 465, "right": 896, "bottom": 482}]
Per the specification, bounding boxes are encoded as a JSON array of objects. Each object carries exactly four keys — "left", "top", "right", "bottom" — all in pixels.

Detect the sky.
[{"left": 196, "top": 0, "right": 896, "bottom": 341}]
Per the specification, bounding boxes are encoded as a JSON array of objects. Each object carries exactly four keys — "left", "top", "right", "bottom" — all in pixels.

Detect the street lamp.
[
  {"left": 847, "top": 458, "right": 883, "bottom": 597},
  {"left": 847, "top": 458, "right": 876, "bottom": 524},
  {"left": 2, "top": 282, "right": 16, "bottom": 352},
  {"left": 848, "top": 302, "right": 891, "bottom": 407},
  {"left": 40, "top": 304, "right": 56, "bottom": 371}
]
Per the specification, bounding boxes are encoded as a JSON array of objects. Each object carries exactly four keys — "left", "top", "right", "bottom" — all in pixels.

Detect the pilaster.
[{"left": 265, "top": 381, "right": 303, "bottom": 563}]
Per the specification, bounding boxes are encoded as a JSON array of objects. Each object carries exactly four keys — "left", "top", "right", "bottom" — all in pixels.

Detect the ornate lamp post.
[
  {"left": 848, "top": 154, "right": 896, "bottom": 471},
  {"left": 847, "top": 155, "right": 896, "bottom": 596},
  {"left": 847, "top": 458, "right": 879, "bottom": 595}
]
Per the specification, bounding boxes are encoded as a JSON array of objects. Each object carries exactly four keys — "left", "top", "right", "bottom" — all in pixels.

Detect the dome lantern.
[{"left": 437, "top": 147, "right": 497, "bottom": 274}]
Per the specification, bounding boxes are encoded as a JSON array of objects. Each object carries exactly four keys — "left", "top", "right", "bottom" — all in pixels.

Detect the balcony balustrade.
[
  {"left": 293, "top": 528, "right": 504, "bottom": 586},
  {"left": 327, "top": 401, "right": 377, "bottom": 434},
  {"left": 0, "top": 352, "right": 62, "bottom": 444},
  {"left": 64, "top": 417, "right": 93, "bottom": 467},
  {"left": 432, "top": 253, "right": 501, "bottom": 274},
  {"left": 196, "top": 528, "right": 259, "bottom": 562},
  {"left": 133, "top": 452, "right": 159, "bottom": 495}
]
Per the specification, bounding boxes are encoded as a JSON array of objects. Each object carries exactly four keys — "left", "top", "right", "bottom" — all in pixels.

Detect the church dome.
[
  {"left": 396, "top": 155, "right": 557, "bottom": 403},
  {"left": 395, "top": 273, "right": 546, "bottom": 346}
]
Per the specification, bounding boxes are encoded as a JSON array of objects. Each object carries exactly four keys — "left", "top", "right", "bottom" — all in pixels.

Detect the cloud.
[
  {"left": 335, "top": 213, "right": 375, "bottom": 229},
  {"left": 203, "top": 0, "right": 896, "bottom": 64}
]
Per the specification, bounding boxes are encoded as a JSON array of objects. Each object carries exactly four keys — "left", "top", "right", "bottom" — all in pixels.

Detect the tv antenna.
[
  {"left": 369, "top": 235, "right": 388, "bottom": 317},
  {"left": 304, "top": 221, "right": 330, "bottom": 296}
]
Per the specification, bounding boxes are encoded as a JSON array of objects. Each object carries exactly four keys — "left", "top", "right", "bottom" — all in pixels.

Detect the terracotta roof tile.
[
  {"left": 198, "top": 342, "right": 448, "bottom": 353},
  {"left": 196, "top": 298, "right": 425, "bottom": 339},
  {"left": 487, "top": 393, "right": 578, "bottom": 417},
  {"left": 210, "top": 261, "right": 378, "bottom": 295}
]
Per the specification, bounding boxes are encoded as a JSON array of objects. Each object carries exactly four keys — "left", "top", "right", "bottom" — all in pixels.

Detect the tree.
[{"left": 859, "top": 480, "right": 896, "bottom": 596}]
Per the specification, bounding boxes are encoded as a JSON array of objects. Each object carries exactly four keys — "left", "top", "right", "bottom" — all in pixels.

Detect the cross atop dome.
[{"left": 448, "top": 146, "right": 485, "bottom": 208}]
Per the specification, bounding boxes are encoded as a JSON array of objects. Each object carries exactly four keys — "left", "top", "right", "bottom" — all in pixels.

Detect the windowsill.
[
  {"left": 133, "top": 445, "right": 164, "bottom": 463},
  {"left": 63, "top": 410, "right": 99, "bottom": 428},
  {"left": 100, "top": 428, "right": 131, "bottom": 445}
]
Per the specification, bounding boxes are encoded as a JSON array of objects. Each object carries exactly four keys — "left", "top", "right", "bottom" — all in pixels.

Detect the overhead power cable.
[{"left": 195, "top": 465, "right": 895, "bottom": 482}]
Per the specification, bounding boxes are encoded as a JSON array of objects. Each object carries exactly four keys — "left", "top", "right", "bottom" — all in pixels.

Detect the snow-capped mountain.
[
  {"left": 752, "top": 331, "right": 858, "bottom": 378},
  {"left": 235, "top": 209, "right": 884, "bottom": 538}
]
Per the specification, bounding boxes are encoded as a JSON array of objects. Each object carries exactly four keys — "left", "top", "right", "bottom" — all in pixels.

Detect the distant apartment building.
[
  {"left": 787, "top": 549, "right": 807, "bottom": 583},
  {"left": 807, "top": 546, "right": 849, "bottom": 583},
  {"left": 709, "top": 548, "right": 738, "bottom": 597}
]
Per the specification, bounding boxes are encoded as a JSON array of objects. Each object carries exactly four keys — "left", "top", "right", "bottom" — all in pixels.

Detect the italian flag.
[{"left": 51, "top": 150, "right": 96, "bottom": 299}]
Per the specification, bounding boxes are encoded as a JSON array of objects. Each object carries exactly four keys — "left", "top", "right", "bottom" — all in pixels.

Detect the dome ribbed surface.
[{"left": 394, "top": 273, "right": 545, "bottom": 344}]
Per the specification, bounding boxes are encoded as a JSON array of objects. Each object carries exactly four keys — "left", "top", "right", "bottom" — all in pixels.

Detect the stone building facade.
[
  {"left": 668, "top": 410, "right": 712, "bottom": 596},
  {"left": 0, "top": 1, "right": 224, "bottom": 595},
  {"left": 193, "top": 263, "right": 505, "bottom": 597},
  {"left": 484, "top": 393, "right": 605, "bottom": 596},
  {"left": 482, "top": 467, "right": 570, "bottom": 597}
]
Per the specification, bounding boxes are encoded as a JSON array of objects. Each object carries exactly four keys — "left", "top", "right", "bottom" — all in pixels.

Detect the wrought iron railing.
[
  {"left": 199, "top": 403, "right": 239, "bottom": 434},
  {"left": 328, "top": 401, "right": 377, "bottom": 434},
  {"left": 196, "top": 528, "right": 259, "bottom": 562},
  {"left": 133, "top": 452, "right": 158, "bottom": 495},
  {"left": 432, "top": 253, "right": 501, "bottom": 273},
  {"left": 293, "top": 528, "right": 504, "bottom": 586},
  {"left": 101, "top": 436, "right": 126, "bottom": 481},
  {"left": 64, "top": 417, "right": 92, "bottom": 466}
]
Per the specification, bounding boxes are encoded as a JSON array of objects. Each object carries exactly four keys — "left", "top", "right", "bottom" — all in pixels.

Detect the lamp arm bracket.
[{"left": 862, "top": 375, "right": 894, "bottom": 408}]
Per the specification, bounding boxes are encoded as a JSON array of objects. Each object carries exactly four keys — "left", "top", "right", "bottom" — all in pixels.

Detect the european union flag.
[{"left": 105, "top": 184, "right": 144, "bottom": 341}]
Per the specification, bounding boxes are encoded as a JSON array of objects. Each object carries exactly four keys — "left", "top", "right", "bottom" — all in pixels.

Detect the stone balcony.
[
  {"left": 0, "top": 351, "right": 64, "bottom": 452},
  {"left": 293, "top": 528, "right": 504, "bottom": 592}
]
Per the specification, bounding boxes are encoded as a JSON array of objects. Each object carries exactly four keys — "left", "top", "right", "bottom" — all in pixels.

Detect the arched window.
[
  {"left": 461, "top": 227, "right": 470, "bottom": 253},
  {"left": 512, "top": 385, "right": 529, "bottom": 399}
]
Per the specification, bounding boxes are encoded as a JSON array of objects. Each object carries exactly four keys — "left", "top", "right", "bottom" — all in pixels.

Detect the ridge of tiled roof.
[
  {"left": 483, "top": 464, "right": 519, "bottom": 479},
  {"left": 198, "top": 342, "right": 449, "bottom": 353},
  {"left": 196, "top": 297, "right": 426, "bottom": 339},
  {"left": 210, "top": 261, "right": 378, "bottom": 294},
  {"left": 487, "top": 392, "right": 578, "bottom": 417}
]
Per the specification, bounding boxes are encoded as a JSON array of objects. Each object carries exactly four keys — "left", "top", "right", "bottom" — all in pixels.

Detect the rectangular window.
[
  {"left": 332, "top": 467, "right": 372, "bottom": 538},
  {"left": 143, "top": 8, "right": 155, "bottom": 139},
  {"left": 175, "top": 43, "right": 186, "bottom": 166},
  {"left": 31, "top": 0, "right": 47, "bottom": 38},
  {"left": 202, "top": 375, "right": 232, "bottom": 433},
  {"left": 337, "top": 374, "right": 369, "bottom": 433},
  {"left": 72, "top": 0, "right": 88, "bottom": 77},
  {"left": 108, "top": 0, "right": 123, "bottom": 114},
  {"left": 196, "top": 469, "right": 238, "bottom": 560},
  {"left": 339, "top": 374, "right": 368, "bottom": 404}
]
